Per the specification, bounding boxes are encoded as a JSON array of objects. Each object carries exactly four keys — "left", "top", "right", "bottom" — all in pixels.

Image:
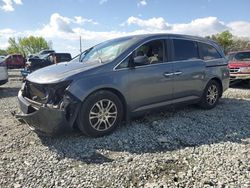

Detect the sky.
[{"left": 0, "top": 0, "right": 250, "bottom": 56}]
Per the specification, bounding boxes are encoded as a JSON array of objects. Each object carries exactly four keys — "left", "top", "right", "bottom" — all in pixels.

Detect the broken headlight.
[{"left": 45, "top": 81, "right": 72, "bottom": 108}]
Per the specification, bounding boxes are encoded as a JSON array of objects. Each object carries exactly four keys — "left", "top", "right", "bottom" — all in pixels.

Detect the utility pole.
[{"left": 80, "top": 36, "right": 82, "bottom": 54}]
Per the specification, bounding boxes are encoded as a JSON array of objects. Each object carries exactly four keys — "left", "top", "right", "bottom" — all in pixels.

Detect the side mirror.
[
  {"left": 134, "top": 55, "right": 148, "bottom": 64},
  {"left": 131, "top": 56, "right": 149, "bottom": 67}
]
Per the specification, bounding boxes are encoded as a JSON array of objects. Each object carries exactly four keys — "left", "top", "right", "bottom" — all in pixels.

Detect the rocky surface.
[{"left": 0, "top": 70, "right": 249, "bottom": 187}]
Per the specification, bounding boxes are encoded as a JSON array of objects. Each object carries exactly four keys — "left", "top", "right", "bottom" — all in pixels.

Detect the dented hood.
[{"left": 27, "top": 61, "right": 100, "bottom": 84}]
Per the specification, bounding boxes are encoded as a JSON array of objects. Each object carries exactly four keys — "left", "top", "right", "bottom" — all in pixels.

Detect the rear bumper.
[{"left": 16, "top": 89, "right": 79, "bottom": 135}]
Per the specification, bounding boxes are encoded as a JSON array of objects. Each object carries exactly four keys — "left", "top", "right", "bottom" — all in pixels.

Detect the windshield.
[
  {"left": 79, "top": 37, "right": 136, "bottom": 64},
  {"left": 39, "top": 54, "right": 50, "bottom": 60},
  {"left": 234, "top": 52, "right": 250, "bottom": 62}
]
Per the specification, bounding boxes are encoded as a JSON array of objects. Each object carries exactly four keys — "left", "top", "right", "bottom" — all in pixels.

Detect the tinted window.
[
  {"left": 199, "top": 42, "right": 221, "bottom": 60},
  {"left": 234, "top": 52, "right": 250, "bottom": 61},
  {"left": 56, "top": 54, "right": 72, "bottom": 62},
  {"left": 173, "top": 39, "right": 199, "bottom": 61}
]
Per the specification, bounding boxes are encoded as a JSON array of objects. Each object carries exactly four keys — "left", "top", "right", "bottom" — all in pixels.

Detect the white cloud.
[
  {"left": 36, "top": 13, "right": 98, "bottom": 40},
  {"left": 1, "top": 0, "right": 22, "bottom": 12},
  {"left": 13, "top": 0, "right": 22, "bottom": 4},
  {"left": 1, "top": 0, "right": 14, "bottom": 11},
  {"left": 45, "top": 13, "right": 73, "bottom": 33},
  {"left": 137, "top": 0, "right": 147, "bottom": 6},
  {"left": 0, "top": 28, "right": 16, "bottom": 35},
  {"left": 125, "top": 16, "right": 170, "bottom": 30},
  {"left": 171, "top": 17, "right": 229, "bottom": 36},
  {"left": 74, "top": 16, "right": 98, "bottom": 25},
  {"left": 123, "top": 16, "right": 230, "bottom": 36},
  {"left": 99, "top": 0, "right": 107, "bottom": 5},
  {"left": 228, "top": 21, "right": 250, "bottom": 38}
]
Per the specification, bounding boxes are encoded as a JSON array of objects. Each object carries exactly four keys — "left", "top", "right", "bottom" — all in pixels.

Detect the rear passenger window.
[
  {"left": 199, "top": 43, "right": 221, "bottom": 60},
  {"left": 173, "top": 39, "right": 199, "bottom": 61}
]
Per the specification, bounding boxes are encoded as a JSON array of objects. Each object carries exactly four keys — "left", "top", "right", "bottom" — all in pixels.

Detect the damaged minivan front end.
[{"left": 17, "top": 80, "right": 81, "bottom": 135}]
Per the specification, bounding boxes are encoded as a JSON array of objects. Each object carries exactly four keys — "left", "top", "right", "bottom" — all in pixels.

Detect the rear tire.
[
  {"left": 77, "top": 90, "right": 123, "bottom": 137},
  {"left": 199, "top": 80, "right": 221, "bottom": 110}
]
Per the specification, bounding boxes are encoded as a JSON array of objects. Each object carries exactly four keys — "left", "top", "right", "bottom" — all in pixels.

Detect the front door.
[{"left": 126, "top": 39, "right": 174, "bottom": 112}]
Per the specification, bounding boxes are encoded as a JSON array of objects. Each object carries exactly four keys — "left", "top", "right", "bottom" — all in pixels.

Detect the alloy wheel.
[
  {"left": 206, "top": 84, "right": 218, "bottom": 105},
  {"left": 89, "top": 99, "right": 118, "bottom": 131}
]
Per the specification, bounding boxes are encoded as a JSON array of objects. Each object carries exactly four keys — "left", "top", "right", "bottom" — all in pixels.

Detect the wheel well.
[
  {"left": 211, "top": 78, "right": 223, "bottom": 97},
  {"left": 87, "top": 88, "right": 127, "bottom": 121}
]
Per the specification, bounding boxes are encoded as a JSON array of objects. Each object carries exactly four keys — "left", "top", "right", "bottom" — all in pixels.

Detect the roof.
[
  {"left": 113, "top": 33, "right": 217, "bottom": 46},
  {"left": 132, "top": 33, "right": 210, "bottom": 40}
]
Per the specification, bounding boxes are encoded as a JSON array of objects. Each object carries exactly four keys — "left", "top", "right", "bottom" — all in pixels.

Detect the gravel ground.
[{"left": 0, "top": 70, "right": 250, "bottom": 188}]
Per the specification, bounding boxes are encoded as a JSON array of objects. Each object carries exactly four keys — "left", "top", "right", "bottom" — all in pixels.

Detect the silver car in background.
[{"left": 0, "top": 56, "right": 8, "bottom": 85}]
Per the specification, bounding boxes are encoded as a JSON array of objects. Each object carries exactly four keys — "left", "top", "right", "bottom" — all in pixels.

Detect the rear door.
[{"left": 170, "top": 38, "right": 206, "bottom": 100}]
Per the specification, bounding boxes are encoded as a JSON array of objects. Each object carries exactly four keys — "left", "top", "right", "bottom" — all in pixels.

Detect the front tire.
[
  {"left": 77, "top": 90, "right": 123, "bottom": 137},
  {"left": 199, "top": 80, "right": 221, "bottom": 109}
]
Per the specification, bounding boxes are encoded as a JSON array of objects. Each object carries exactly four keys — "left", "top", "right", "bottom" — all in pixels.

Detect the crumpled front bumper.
[{"left": 16, "top": 89, "right": 79, "bottom": 135}]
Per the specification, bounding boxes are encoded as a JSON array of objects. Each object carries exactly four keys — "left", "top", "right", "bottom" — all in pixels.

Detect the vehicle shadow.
[
  {"left": 230, "top": 81, "right": 250, "bottom": 89},
  {"left": 39, "top": 97, "right": 250, "bottom": 164},
  {"left": 0, "top": 86, "right": 20, "bottom": 98}
]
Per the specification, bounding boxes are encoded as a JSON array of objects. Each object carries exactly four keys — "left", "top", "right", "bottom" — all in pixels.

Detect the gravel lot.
[{"left": 0, "top": 70, "right": 250, "bottom": 188}]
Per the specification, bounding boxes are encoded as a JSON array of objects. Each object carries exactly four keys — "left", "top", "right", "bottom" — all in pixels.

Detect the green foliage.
[
  {"left": 207, "top": 31, "right": 250, "bottom": 54},
  {"left": 7, "top": 36, "right": 50, "bottom": 57},
  {"left": 6, "top": 37, "right": 20, "bottom": 55},
  {"left": 0, "top": 49, "right": 7, "bottom": 56}
]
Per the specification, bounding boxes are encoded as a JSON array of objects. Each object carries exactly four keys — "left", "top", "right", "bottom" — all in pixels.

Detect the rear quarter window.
[
  {"left": 172, "top": 39, "right": 199, "bottom": 61},
  {"left": 199, "top": 42, "right": 222, "bottom": 60}
]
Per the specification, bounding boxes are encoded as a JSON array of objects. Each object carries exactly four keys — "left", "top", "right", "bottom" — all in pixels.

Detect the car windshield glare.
[
  {"left": 79, "top": 37, "right": 135, "bottom": 64},
  {"left": 234, "top": 52, "right": 250, "bottom": 62}
]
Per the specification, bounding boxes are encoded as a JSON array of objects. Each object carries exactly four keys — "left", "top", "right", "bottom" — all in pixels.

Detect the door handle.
[
  {"left": 174, "top": 71, "right": 182, "bottom": 75},
  {"left": 163, "top": 72, "right": 174, "bottom": 77}
]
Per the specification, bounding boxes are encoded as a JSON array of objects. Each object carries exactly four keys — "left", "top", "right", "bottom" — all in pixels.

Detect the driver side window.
[
  {"left": 116, "top": 39, "right": 165, "bottom": 69},
  {"left": 133, "top": 39, "right": 164, "bottom": 66}
]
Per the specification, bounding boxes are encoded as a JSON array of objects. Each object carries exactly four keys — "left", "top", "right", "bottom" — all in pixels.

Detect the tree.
[
  {"left": 0, "top": 49, "right": 7, "bottom": 56},
  {"left": 7, "top": 36, "right": 50, "bottom": 57},
  {"left": 206, "top": 31, "right": 234, "bottom": 53},
  {"left": 229, "top": 37, "right": 250, "bottom": 52},
  {"left": 7, "top": 37, "right": 20, "bottom": 55},
  {"left": 206, "top": 31, "right": 250, "bottom": 54}
]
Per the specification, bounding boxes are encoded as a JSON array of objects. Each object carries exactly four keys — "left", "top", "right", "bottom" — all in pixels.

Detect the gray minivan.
[{"left": 17, "top": 34, "right": 230, "bottom": 137}]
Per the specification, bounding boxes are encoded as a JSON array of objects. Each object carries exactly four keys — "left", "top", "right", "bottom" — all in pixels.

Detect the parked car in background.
[
  {"left": 21, "top": 53, "right": 72, "bottom": 78},
  {"left": 0, "top": 59, "right": 8, "bottom": 85},
  {"left": 227, "top": 50, "right": 250, "bottom": 86},
  {"left": 0, "top": 55, "right": 6, "bottom": 63},
  {"left": 28, "top": 50, "right": 56, "bottom": 59},
  {"left": 38, "top": 49, "right": 56, "bottom": 56},
  {"left": 17, "top": 34, "right": 229, "bottom": 137},
  {"left": 5, "top": 54, "right": 25, "bottom": 68}
]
